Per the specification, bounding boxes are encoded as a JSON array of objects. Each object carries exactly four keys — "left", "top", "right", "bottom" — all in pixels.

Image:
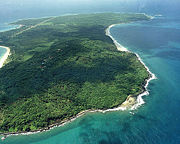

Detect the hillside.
[{"left": 0, "top": 13, "right": 150, "bottom": 133}]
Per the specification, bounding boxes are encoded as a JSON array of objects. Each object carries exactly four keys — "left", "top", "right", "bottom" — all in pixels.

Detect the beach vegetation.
[{"left": 0, "top": 13, "right": 150, "bottom": 133}]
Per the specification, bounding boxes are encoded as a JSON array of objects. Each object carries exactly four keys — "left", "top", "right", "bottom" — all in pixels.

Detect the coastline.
[
  {"left": 0, "top": 23, "right": 22, "bottom": 33},
  {"left": 1, "top": 23, "right": 156, "bottom": 140},
  {"left": 106, "top": 24, "right": 157, "bottom": 110},
  {"left": 0, "top": 46, "right": 10, "bottom": 68}
]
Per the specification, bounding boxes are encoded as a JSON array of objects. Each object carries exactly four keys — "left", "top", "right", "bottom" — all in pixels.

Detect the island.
[{"left": 0, "top": 13, "right": 151, "bottom": 135}]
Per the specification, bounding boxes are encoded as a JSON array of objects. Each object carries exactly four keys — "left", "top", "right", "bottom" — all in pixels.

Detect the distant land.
[{"left": 0, "top": 13, "right": 151, "bottom": 135}]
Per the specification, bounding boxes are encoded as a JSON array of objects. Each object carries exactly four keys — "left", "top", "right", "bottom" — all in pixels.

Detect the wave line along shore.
[
  {"left": 106, "top": 24, "right": 157, "bottom": 110},
  {"left": 1, "top": 22, "right": 156, "bottom": 140}
]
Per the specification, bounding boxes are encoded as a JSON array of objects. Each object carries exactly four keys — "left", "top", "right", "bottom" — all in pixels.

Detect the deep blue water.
[{"left": 0, "top": 1, "right": 180, "bottom": 144}]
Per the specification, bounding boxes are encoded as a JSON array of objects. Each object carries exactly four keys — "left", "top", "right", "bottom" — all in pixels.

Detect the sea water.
[
  {"left": 1, "top": 15, "right": 180, "bottom": 144},
  {"left": 1, "top": 1, "right": 180, "bottom": 144},
  {"left": 0, "top": 24, "right": 18, "bottom": 61},
  {"left": 0, "top": 47, "right": 6, "bottom": 60}
]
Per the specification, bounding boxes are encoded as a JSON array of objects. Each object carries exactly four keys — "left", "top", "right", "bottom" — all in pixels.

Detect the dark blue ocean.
[{"left": 0, "top": 0, "right": 180, "bottom": 144}]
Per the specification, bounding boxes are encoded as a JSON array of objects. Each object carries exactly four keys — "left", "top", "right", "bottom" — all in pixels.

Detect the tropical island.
[{"left": 0, "top": 13, "right": 151, "bottom": 135}]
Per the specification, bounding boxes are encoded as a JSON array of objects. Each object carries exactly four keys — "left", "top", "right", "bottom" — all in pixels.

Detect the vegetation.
[{"left": 0, "top": 13, "right": 150, "bottom": 133}]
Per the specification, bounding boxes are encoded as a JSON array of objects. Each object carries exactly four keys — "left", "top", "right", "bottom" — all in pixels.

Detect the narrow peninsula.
[{"left": 0, "top": 13, "right": 151, "bottom": 135}]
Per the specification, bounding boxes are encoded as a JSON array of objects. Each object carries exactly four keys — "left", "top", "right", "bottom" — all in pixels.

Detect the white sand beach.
[
  {"left": 0, "top": 46, "right": 10, "bottom": 68},
  {"left": 106, "top": 24, "right": 129, "bottom": 52},
  {"left": 105, "top": 24, "right": 157, "bottom": 110}
]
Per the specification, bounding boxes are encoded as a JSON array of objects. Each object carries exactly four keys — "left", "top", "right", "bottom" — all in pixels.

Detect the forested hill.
[{"left": 0, "top": 13, "right": 150, "bottom": 133}]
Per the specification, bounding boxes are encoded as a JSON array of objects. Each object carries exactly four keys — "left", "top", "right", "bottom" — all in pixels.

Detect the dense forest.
[{"left": 0, "top": 13, "right": 150, "bottom": 133}]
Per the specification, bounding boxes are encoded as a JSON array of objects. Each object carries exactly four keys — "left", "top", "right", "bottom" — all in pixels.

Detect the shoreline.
[
  {"left": 0, "top": 46, "right": 10, "bottom": 68},
  {"left": 1, "top": 23, "right": 156, "bottom": 141},
  {"left": 106, "top": 24, "right": 157, "bottom": 110},
  {"left": 0, "top": 24, "right": 21, "bottom": 33}
]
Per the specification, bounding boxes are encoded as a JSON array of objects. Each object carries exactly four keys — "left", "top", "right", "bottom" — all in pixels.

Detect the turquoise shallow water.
[
  {"left": 1, "top": 15, "right": 180, "bottom": 144},
  {"left": 0, "top": 24, "right": 18, "bottom": 32},
  {"left": 0, "top": 24, "right": 17, "bottom": 61},
  {"left": 0, "top": 47, "right": 7, "bottom": 60}
]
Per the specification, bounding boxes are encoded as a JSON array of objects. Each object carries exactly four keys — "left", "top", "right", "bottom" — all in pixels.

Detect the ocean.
[
  {"left": 0, "top": 47, "right": 6, "bottom": 61},
  {"left": 0, "top": 1, "right": 180, "bottom": 144}
]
